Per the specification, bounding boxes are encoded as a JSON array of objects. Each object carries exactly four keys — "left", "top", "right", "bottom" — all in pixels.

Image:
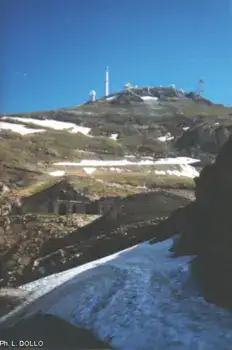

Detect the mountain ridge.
[
  {"left": 1, "top": 85, "right": 230, "bottom": 116},
  {"left": 1, "top": 85, "right": 232, "bottom": 189}
]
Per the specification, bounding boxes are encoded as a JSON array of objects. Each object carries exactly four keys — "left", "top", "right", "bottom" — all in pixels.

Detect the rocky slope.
[
  {"left": 2, "top": 87, "right": 232, "bottom": 350},
  {"left": 2, "top": 122, "right": 232, "bottom": 349},
  {"left": 0, "top": 190, "right": 191, "bottom": 288},
  {"left": 1, "top": 86, "right": 232, "bottom": 294},
  {"left": 0, "top": 210, "right": 99, "bottom": 287},
  {"left": 176, "top": 119, "right": 232, "bottom": 165},
  {"left": 1, "top": 86, "right": 232, "bottom": 187}
]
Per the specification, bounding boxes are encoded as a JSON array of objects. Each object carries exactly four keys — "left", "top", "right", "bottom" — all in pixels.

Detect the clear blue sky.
[{"left": 1, "top": 0, "right": 232, "bottom": 113}]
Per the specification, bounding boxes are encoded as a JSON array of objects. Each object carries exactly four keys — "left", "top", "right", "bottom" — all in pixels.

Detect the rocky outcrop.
[
  {"left": 0, "top": 190, "right": 21, "bottom": 251},
  {"left": 0, "top": 213, "right": 98, "bottom": 287},
  {"left": 175, "top": 121, "right": 232, "bottom": 157},
  {"left": 191, "top": 137, "right": 232, "bottom": 306},
  {"left": 156, "top": 135, "right": 232, "bottom": 307}
]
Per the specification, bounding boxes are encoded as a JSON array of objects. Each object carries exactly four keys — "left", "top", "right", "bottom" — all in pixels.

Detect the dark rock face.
[
  {"left": 175, "top": 122, "right": 232, "bottom": 156},
  {"left": 166, "top": 135, "right": 232, "bottom": 307}
]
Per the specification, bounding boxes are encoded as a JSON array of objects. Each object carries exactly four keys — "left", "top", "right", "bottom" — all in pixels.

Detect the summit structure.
[{"left": 105, "top": 66, "right": 109, "bottom": 97}]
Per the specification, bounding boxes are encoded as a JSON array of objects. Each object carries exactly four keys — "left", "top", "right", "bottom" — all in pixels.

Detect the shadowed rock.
[
  {"left": 152, "top": 135, "right": 232, "bottom": 307},
  {"left": 0, "top": 288, "right": 112, "bottom": 349},
  {"left": 0, "top": 287, "right": 28, "bottom": 317},
  {"left": 1, "top": 314, "right": 112, "bottom": 349}
]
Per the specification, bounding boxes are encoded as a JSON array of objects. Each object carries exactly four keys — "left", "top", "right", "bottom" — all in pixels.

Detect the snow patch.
[
  {"left": 179, "top": 164, "right": 199, "bottom": 178},
  {"left": 76, "top": 150, "right": 96, "bottom": 155},
  {"left": 49, "top": 170, "right": 66, "bottom": 177},
  {"left": 140, "top": 96, "right": 159, "bottom": 101},
  {"left": 3, "top": 240, "right": 232, "bottom": 350},
  {"left": 142, "top": 156, "right": 154, "bottom": 160},
  {"left": 109, "top": 167, "right": 122, "bottom": 173},
  {"left": 154, "top": 164, "right": 199, "bottom": 178},
  {"left": 83, "top": 167, "right": 96, "bottom": 175},
  {"left": 106, "top": 95, "right": 119, "bottom": 101},
  {"left": 125, "top": 154, "right": 136, "bottom": 159},
  {"left": 157, "top": 133, "right": 174, "bottom": 142},
  {"left": 0, "top": 122, "right": 45, "bottom": 135},
  {"left": 154, "top": 170, "right": 166, "bottom": 175},
  {"left": 154, "top": 157, "right": 199, "bottom": 165},
  {"left": 182, "top": 127, "right": 190, "bottom": 131},
  {"left": 53, "top": 157, "right": 200, "bottom": 167},
  {"left": 3, "top": 117, "right": 91, "bottom": 136},
  {"left": 109, "top": 133, "right": 118, "bottom": 141}
]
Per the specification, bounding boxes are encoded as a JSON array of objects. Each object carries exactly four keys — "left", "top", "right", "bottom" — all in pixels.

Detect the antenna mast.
[
  {"left": 105, "top": 66, "right": 109, "bottom": 97},
  {"left": 196, "top": 78, "right": 204, "bottom": 99}
]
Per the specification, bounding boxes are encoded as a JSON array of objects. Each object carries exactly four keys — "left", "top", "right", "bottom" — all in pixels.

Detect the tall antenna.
[
  {"left": 196, "top": 78, "right": 204, "bottom": 98},
  {"left": 105, "top": 66, "right": 109, "bottom": 97}
]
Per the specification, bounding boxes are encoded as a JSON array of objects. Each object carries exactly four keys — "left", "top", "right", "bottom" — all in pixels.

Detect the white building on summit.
[
  {"left": 124, "top": 83, "right": 138, "bottom": 90},
  {"left": 89, "top": 90, "right": 96, "bottom": 102}
]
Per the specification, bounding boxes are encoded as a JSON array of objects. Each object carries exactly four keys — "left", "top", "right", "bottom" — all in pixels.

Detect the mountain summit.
[{"left": 97, "top": 85, "right": 213, "bottom": 106}]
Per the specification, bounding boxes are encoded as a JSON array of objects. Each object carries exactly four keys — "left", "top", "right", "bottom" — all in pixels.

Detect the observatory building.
[
  {"left": 124, "top": 83, "right": 138, "bottom": 90},
  {"left": 89, "top": 90, "right": 96, "bottom": 102}
]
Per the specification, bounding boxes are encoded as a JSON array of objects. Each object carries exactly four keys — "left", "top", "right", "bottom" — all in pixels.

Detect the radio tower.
[
  {"left": 105, "top": 66, "right": 109, "bottom": 97},
  {"left": 196, "top": 78, "right": 204, "bottom": 99}
]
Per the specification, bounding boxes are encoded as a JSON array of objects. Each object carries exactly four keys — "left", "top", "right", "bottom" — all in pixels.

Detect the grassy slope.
[
  {"left": 17, "top": 176, "right": 140, "bottom": 199},
  {"left": 1, "top": 99, "right": 230, "bottom": 189},
  {"left": 94, "top": 171, "right": 194, "bottom": 189},
  {"left": 0, "top": 130, "right": 124, "bottom": 164},
  {"left": 0, "top": 130, "right": 124, "bottom": 187}
]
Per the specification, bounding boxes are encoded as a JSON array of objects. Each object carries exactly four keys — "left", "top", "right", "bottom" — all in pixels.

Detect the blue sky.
[{"left": 1, "top": 0, "right": 232, "bottom": 113}]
